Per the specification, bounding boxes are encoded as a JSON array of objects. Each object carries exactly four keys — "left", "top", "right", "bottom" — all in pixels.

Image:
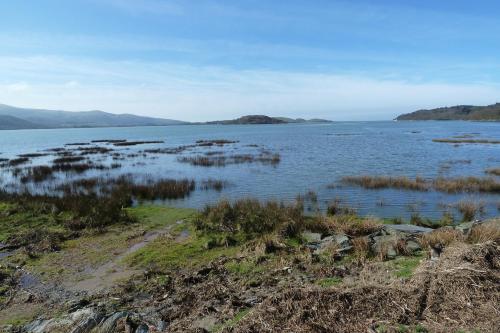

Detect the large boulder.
[{"left": 369, "top": 227, "right": 422, "bottom": 259}]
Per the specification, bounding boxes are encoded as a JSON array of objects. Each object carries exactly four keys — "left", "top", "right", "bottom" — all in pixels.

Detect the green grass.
[
  {"left": 225, "top": 260, "right": 263, "bottom": 275},
  {"left": 414, "top": 324, "right": 428, "bottom": 333},
  {"left": 126, "top": 205, "right": 196, "bottom": 230},
  {"left": 125, "top": 222, "right": 241, "bottom": 270},
  {"left": 391, "top": 254, "right": 424, "bottom": 278},
  {"left": 0, "top": 202, "right": 67, "bottom": 242},
  {"left": 22, "top": 205, "right": 196, "bottom": 281},
  {"left": 316, "top": 277, "right": 343, "bottom": 287},
  {"left": 284, "top": 236, "right": 303, "bottom": 248},
  {"left": 211, "top": 308, "right": 251, "bottom": 332},
  {"left": 397, "top": 324, "right": 409, "bottom": 332}
]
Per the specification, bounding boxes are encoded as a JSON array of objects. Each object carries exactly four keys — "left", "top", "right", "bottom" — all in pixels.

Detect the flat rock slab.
[{"left": 384, "top": 224, "right": 433, "bottom": 234}]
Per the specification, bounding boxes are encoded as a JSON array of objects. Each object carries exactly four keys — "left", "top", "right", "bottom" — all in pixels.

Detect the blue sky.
[{"left": 1, "top": 0, "right": 500, "bottom": 121}]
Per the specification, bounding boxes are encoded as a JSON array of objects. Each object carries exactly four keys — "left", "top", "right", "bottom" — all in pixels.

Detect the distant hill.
[
  {"left": 395, "top": 103, "right": 500, "bottom": 121},
  {"left": 206, "top": 115, "right": 332, "bottom": 125},
  {"left": 0, "top": 104, "right": 187, "bottom": 130},
  {"left": 0, "top": 115, "right": 44, "bottom": 130}
]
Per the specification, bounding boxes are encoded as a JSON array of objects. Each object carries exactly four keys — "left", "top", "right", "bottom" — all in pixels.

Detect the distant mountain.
[
  {"left": 395, "top": 103, "right": 500, "bottom": 121},
  {"left": 206, "top": 115, "right": 332, "bottom": 125},
  {"left": 0, "top": 115, "right": 43, "bottom": 130},
  {"left": 0, "top": 104, "right": 187, "bottom": 130}
]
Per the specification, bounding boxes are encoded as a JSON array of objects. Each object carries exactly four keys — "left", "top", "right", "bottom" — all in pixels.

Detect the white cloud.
[
  {"left": 6, "top": 82, "right": 29, "bottom": 92},
  {"left": 1, "top": 56, "right": 499, "bottom": 121}
]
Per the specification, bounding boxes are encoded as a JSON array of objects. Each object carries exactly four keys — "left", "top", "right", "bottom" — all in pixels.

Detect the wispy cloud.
[
  {"left": 1, "top": 56, "right": 499, "bottom": 121},
  {"left": 95, "top": 0, "right": 184, "bottom": 15}
]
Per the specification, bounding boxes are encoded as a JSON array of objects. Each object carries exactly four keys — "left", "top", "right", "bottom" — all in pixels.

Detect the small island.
[
  {"left": 205, "top": 114, "right": 332, "bottom": 125},
  {"left": 395, "top": 103, "right": 500, "bottom": 121}
]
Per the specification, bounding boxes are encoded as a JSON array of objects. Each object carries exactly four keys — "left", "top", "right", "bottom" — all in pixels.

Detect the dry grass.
[
  {"left": 433, "top": 177, "right": 500, "bottom": 193},
  {"left": 321, "top": 215, "right": 382, "bottom": 237},
  {"left": 420, "top": 228, "right": 464, "bottom": 249},
  {"left": 234, "top": 242, "right": 500, "bottom": 333},
  {"left": 468, "top": 221, "right": 500, "bottom": 244},
  {"left": 351, "top": 237, "right": 370, "bottom": 260}
]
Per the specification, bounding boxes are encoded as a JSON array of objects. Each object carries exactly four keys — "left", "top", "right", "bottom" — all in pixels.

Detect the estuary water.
[{"left": 0, "top": 121, "right": 499, "bottom": 220}]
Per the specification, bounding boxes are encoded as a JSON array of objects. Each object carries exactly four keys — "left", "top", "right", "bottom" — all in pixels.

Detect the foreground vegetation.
[{"left": 0, "top": 193, "right": 499, "bottom": 332}]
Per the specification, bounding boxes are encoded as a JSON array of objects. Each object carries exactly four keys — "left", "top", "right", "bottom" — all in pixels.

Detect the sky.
[{"left": 1, "top": 0, "right": 500, "bottom": 121}]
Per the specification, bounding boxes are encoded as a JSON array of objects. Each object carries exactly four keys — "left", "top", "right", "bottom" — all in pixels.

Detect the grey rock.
[
  {"left": 157, "top": 320, "right": 167, "bottom": 331},
  {"left": 313, "top": 234, "right": 352, "bottom": 255},
  {"left": 386, "top": 245, "right": 397, "bottom": 259},
  {"left": 406, "top": 240, "right": 421, "bottom": 253},
  {"left": 24, "top": 308, "right": 103, "bottom": 333},
  {"left": 454, "top": 221, "right": 480, "bottom": 235},
  {"left": 370, "top": 232, "right": 402, "bottom": 259},
  {"left": 384, "top": 224, "right": 433, "bottom": 234},
  {"left": 24, "top": 319, "right": 50, "bottom": 333},
  {"left": 94, "top": 312, "right": 128, "bottom": 333},
  {"left": 135, "top": 324, "right": 149, "bottom": 333},
  {"left": 301, "top": 231, "right": 322, "bottom": 243}
]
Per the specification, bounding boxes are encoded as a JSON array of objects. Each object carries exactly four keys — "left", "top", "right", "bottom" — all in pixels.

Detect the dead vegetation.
[
  {"left": 342, "top": 175, "right": 500, "bottom": 193},
  {"left": 231, "top": 241, "right": 500, "bottom": 333}
]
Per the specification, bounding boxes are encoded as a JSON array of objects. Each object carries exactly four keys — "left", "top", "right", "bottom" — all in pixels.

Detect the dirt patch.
[{"left": 66, "top": 223, "right": 182, "bottom": 293}]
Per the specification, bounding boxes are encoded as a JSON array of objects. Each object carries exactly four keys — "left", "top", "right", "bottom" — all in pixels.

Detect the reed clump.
[
  {"left": 342, "top": 175, "right": 428, "bottom": 191},
  {"left": 56, "top": 175, "right": 196, "bottom": 200},
  {"left": 327, "top": 198, "right": 357, "bottom": 216},
  {"left": 456, "top": 200, "right": 485, "bottom": 222},
  {"left": 341, "top": 175, "right": 500, "bottom": 193},
  {"left": 20, "top": 165, "right": 54, "bottom": 183},
  {"left": 433, "top": 177, "right": 500, "bottom": 193},
  {"left": 91, "top": 139, "right": 127, "bottom": 143},
  {"left": 118, "top": 178, "right": 196, "bottom": 200},
  {"left": 194, "top": 199, "right": 305, "bottom": 241},
  {"left": 200, "top": 179, "right": 228, "bottom": 191},
  {"left": 113, "top": 140, "right": 164, "bottom": 147},
  {"left": 78, "top": 146, "right": 113, "bottom": 155},
  {"left": 8, "top": 157, "right": 30, "bottom": 167},
  {"left": 433, "top": 138, "right": 500, "bottom": 144},
  {"left": 18, "top": 153, "right": 48, "bottom": 158},
  {"left": 52, "top": 156, "right": 86, "bottom": 164},
  {"left": 195, "top": 139, "right": 238, "bottom": 146},
  {"left": 485, "top": 168, "right": 500, "bottom": 176},
  {"left": 178, "top": 152, "right": 281, "bottom": 167}
]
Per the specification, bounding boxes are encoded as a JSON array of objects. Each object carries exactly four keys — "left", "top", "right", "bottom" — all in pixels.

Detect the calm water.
[{"left": 1, "top": 121, "right": 499, "bottom": 220}]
